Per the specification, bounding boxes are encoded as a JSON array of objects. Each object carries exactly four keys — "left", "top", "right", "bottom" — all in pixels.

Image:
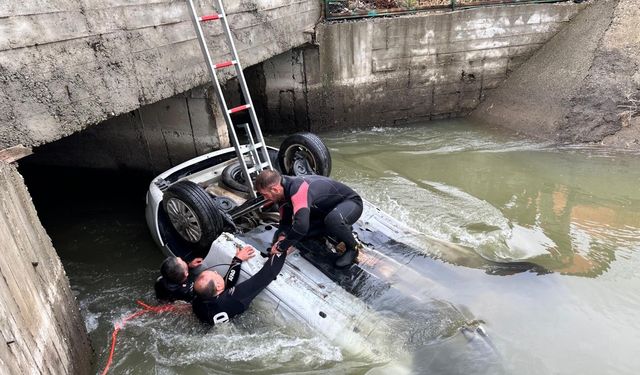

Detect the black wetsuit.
[
  {"left": 154, "top": 274, "right": 196, "bottom": 302},
  {"left": 275, "top": 175, "right": 363, "bottom": 253},
  {"left": 192, "top": 253, "right": 287, "bottom": 325}
]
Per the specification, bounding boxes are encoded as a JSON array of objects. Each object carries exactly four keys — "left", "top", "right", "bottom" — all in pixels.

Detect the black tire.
[
  {"left": 221, "top": 163, "right": 250, "bottom": 193},
  {"left": 263, "top": 148, "right": 282, "bottom": 173},
  {"left": 162, "top": 181, "right": 224, "bottom": 251},
  {"left": 221, "top": 148, "right": 281, "bottom": 193},
  {"left": 278, "top": 133, "right": 331, "bottom": 177}
]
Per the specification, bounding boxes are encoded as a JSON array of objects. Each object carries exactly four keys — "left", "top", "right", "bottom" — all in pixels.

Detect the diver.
[
  {"left": 191, "top": 245, "right": 287, "bottom": 325},
  {"left": 255, "top": 169, "right": 363, "bottom": 268},
  {"left": 154, "top": 256, "right": 203, "bottom": 302}
]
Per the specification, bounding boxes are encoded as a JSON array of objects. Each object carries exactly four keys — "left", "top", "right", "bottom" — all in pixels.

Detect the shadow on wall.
[{"left": 22, "top": 85, "right": 229, "bottom": 175}]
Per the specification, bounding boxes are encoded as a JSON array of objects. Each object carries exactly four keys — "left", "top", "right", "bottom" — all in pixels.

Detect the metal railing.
[{"left": 325, "top": 0, "right": 572, "bottom": 20}]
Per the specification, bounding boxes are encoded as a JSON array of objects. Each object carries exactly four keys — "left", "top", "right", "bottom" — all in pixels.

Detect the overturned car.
[{"left": 145, "top": 133, "right": 501, "bottom": 372}]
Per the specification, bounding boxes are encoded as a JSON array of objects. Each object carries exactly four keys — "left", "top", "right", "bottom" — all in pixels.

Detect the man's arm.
[
  {"left": 277, "top": 181, "right": 311, "bottom": 251},
  {"left": 185, "top": 257, "right": 204, "bottom": 282},
  {"left": 222, "top": 256, "right": 242, "bottom": 290},
  {"left": 278, "top": 202, "right": 293, "bottom": 230},
  {"left": 231, "top": 252, "right": 288, "bottom": 308},
  {"left": 223, "top": 246, "right": 256, "bottom": 290}
]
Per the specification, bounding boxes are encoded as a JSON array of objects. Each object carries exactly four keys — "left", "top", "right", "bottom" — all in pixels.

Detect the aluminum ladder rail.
[{"left": 185, "top": 0, "right": 273, "bottom": 198}]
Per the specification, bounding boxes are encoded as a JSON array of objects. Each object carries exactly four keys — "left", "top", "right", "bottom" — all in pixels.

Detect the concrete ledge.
[{"left": 0, "top": 0, "right": 321, "bottom": 150}]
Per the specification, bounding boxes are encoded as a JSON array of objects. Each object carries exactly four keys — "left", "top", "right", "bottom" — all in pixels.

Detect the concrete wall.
[
  {"left": 23, "top": 83, "right": 232, "bottom": 174},
  {"left": 0, "top": 162, "right": 91, "bottom": 374},
  {"left": 248, "top": 2, "right": 585, "bottom": 131},
  {"left": 0, "top": 0, "right": 321, "bottom": 150},
  {"left": 471, "top": 0, "right": 640, "bottom": 148}
]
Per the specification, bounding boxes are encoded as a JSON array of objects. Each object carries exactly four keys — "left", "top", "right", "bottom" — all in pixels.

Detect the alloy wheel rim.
[{"left": 166, "top": 197, "right": 202, "bottom": 242}]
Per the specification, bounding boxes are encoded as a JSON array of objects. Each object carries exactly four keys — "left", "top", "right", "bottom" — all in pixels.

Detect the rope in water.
[{"left": 100, "top": 300, "right": 190, "bottom": 375}]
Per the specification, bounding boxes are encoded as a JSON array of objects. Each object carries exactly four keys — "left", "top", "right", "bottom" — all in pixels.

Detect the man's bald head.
[{"left": 195, "top": 270, "right": 223, "bottom": 298}]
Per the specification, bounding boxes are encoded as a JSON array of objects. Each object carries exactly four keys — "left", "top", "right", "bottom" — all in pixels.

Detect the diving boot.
[{"left": 335, "top": 245, "right": 359, "bottom": 268}]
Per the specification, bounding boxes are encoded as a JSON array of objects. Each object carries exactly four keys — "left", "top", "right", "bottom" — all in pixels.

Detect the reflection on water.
[
  {"left": 21, "top": 119, "right": 640, "bottom": 374},
  {"left": 324, "top": 124, "right": 640, "bottom": 278}
]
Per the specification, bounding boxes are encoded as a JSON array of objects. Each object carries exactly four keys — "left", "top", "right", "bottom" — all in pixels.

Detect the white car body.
[{"left": 145, "top": 145, "right": 500, "bottom": 369}]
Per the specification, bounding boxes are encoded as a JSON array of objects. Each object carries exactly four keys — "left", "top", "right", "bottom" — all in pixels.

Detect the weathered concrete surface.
[
  {"left": 0, "top": 0, "right": 321, "bottom": 150},
  {"left": 0, "top": 162, "right": 91, "bottom": 374},
  {"left": 23, "top": 83, "right": 231, "bottom": 173},
  {"left": 247, "top": 2, "right": 585, "bottom": 131},
  {"left": 472, "top": 0, "right": 640, "bottom": 148}
]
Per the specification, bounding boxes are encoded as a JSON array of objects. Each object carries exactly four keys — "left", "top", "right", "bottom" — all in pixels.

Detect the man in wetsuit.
[
  {"left": 154, "top": 256, "right": 203, "bottom": 302},
  {"left": 255, "top": 169, "right": 363, "bottom": 268},
  {"left": 192, "top": 245, "right": 287, "bottom": 325}
]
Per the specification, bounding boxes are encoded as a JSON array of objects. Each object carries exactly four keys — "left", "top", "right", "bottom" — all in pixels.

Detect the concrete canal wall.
[
  {"left": 0, "top": 162, "right": 91, "bottom": 374},
  {"left": 23, "top": 84, "right": 231, "bottom": 174},
  {"left": 248, "top": 2, "right": 585, "bottom": 132},
  {"left": 472, "top": 0, "right": 640, "bottom": 148}
]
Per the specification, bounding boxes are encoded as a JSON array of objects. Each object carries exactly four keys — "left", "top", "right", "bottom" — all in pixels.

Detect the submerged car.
[{"left": 145, "top": 133, "right": 501, "bottom": 371}]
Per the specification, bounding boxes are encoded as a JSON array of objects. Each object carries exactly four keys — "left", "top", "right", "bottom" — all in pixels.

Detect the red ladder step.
[
  {"left": 199, "top": 14, "right": 222, "bottom": 22},
  {"left": 228, "top": 104, "right": 251, "bottom": 114},
  {"left": 214, "top": 60, "right": 235, "bottom": 69}
]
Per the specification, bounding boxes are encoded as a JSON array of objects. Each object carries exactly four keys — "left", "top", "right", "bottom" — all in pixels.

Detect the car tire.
[
  {"left": 221, "top": 148, "right": 281, "bottom": 193},
  {"left": 278, "top": 133, "right": 331, "bottom": 177},
  {"left": 162, "top": 181, "right": 224, "bottom": 251},
  {"left": 221, "top": 162, "right": 250, "bottom": 193}
]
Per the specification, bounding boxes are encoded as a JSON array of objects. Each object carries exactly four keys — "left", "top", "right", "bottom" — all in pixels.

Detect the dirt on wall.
[
  {"left": 561, "top": 0, "right": 640, "bottom": 147},
  {"left": 472, "top": 0, "right": 640, "bottom": 149}
]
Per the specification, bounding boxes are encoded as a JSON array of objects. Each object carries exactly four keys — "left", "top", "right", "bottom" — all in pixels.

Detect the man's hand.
[
  {"left": 270, "top": 241, "right": 294, "bottom": 255},
  {"left": 188, "top": 257, "right": 203, "bottom": 268},
  {"left": 269, "top": 234, "right": 286, "bottom": 255},
  {"left": 236, "top": 246, "right": 256, "bottom": 261}
]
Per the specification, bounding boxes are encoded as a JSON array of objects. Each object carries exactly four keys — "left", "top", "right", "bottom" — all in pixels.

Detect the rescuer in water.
[
  {"left": 154, "top": 256, "right": 203, "bottom": 302},
  {"left": 191, "top": 245, "right": 287, "bottom": 325}
]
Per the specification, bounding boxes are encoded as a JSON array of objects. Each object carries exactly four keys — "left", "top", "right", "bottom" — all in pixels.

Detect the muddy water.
[{"left": 24, "top": 119, "right": 640, "bottom": 374}]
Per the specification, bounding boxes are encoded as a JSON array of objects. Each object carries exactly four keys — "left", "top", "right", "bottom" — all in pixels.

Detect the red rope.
[{"left": 100, "top": 300, "right": 190, "bottom": 375}]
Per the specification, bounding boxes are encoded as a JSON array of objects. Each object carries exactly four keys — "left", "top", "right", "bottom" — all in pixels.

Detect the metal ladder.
[{"left": 186, "top": 0, "right": 273, "bottom": 198}]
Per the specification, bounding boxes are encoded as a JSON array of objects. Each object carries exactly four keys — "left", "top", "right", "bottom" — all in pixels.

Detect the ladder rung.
[
  {"left": 199, "top": 14, "right": 222, "bottom": 22},
  {"left": 228, "top": 104, "right": 251, "bottom": 114},
  {"left": 238, "top": 142, "right": 263, "bottom": 152},
  {"left": 246, "top": 162, "right": 271, "bottom": 175},
  {"left": 245, "top": 166, "right": 259, "bottom": 174},
  {"left": 214, "top": 60, "right": 236, "bottom": 69}
]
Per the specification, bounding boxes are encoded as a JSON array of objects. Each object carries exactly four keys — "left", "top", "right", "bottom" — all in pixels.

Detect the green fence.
[{"left": 325, "top": 0, "right": 573, "bottom": 20}]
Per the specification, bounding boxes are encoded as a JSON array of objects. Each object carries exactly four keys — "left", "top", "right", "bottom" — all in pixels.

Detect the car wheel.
[
  {"left": 264, "top": 148, "right": 282, "bottom": 173},
  {"left": 221, "top": 162, "right": 251, "bottom": 193},
  {"left": 221, "top": 149, "right": 281, "bottom": 193},
  {"left": 278, "top": 133, "right": 331, "bottom": 177},
  {"left": 162, "top": 181, "right": 224, "bottom": 251}
]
